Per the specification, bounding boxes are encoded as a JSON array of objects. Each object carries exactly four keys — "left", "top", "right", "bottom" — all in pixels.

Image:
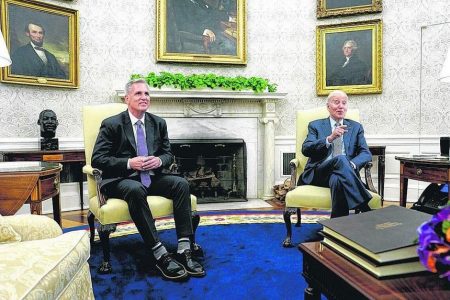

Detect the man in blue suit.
[{"left": 298, "top": 90, "right": 372, "bottom": 218}]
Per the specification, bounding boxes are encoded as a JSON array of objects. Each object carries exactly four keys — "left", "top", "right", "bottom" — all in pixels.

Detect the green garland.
[{"left": 131, "top": 72, "right": 277, "bottom": 93}]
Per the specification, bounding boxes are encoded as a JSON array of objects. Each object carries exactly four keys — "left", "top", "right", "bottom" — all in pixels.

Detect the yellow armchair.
[
  {"left": 82, "top": 103, "right": 199, "bottom": 273},
  {"left": 282, "top": 107, "right": 382, "bottom": 247}
]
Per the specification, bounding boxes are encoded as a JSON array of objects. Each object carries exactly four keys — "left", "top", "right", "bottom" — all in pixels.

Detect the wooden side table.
[
  {"left": 299, "top": 242, "right": 449, "bottom": 299},
  {"left": 0, "top": 162, "right": 62, "bottom": 226},
  {"left": 395, "top": 156, "right": 450, "bottom": 207},
  {"left": 1, "top": 149, "right": 86, "bottom": 209}
]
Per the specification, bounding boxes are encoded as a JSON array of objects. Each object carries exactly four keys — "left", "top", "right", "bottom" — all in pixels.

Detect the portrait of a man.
[
  {"left": 326, "top": 39, "right": 371, "bottom": 86},
  {"left": 325, "top": 29, "right": 373, "bottom": 87},
  {"left": 11, "top": 22, "right": 67, "bottom": 79},
  {"left": 157, "top": 0, "right": 246, "bottom": 64},
  {"left": 325, "top": 0, "right": 373, "bottom": 9},
  {"left": 1, "top": 0, "right": 78, "bottom": 88},
  {"left": 316, "top": 19, "right": 382, "bottom": 95},
  {"left": 317, "top": 0, "right": 382, "bottom": 18},
  {"left": 166, "top": 0, "right": 237, "bottom": 55}
]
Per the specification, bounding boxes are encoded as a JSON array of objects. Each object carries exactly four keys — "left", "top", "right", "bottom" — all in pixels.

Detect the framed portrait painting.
[
  {"left": 317, "top": 0, "right": 382, "bottom": 18},
  {"left": 156, "top": 0, "right": 246, "bottom": 65},
  {"left": 0, "top": 0, "right": 79, "bottom": 88},
  {"left": 316, "top": 19, "right": 382, "bottom": 96}
]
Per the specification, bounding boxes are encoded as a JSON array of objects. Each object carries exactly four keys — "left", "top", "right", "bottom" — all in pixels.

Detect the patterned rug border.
[{"left": 100, "top": 210, "right": 330, "bottom": 240}]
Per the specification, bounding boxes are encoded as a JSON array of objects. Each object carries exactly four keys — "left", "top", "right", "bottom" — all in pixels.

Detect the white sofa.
[{"left": 0, "top": 214, "right": 94, "bottom": 299}]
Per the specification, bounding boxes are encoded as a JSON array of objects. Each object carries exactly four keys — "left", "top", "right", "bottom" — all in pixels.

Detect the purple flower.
[{"left": 417, "top": 205, "right": 450, "bottom": 281}]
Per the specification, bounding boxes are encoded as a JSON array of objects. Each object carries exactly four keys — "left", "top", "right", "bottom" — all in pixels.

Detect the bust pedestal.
[{"left": 40, "top": 138, "right": 59, "bottom": 150}]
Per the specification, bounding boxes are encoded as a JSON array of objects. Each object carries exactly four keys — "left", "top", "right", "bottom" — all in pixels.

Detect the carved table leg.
[{"left": 304, "top": 285, "right": 321, "bottom": 300}]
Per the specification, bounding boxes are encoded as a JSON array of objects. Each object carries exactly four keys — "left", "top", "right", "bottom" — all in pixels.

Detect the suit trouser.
[
  {"left": 312, "top": 156, "right": 372, "bottom": 218},
  {"left": 105, "top": 174, "right": 193, "bottom": 249}
]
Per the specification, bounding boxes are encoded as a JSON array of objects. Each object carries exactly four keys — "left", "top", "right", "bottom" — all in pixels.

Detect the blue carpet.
[{"left": 89, "top": 221, "right": 323, "bottom": 299}]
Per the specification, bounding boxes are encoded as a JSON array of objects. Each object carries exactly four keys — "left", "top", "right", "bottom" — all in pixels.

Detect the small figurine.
[{"left": 37, "top": 109, "right": 59, "bottom": 150}]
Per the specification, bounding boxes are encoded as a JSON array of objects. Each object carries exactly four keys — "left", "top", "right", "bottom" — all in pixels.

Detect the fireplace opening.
[{"left": 170, "top": 139, "right": 247, "bottom": 203}]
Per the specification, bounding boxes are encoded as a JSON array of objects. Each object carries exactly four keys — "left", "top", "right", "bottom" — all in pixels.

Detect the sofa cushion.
[
  {"left": 0, "top": 214, "right": 21, "bottom": 244},
  {"left": 0, "top": 230, "right": 90, "bottom": 299}
]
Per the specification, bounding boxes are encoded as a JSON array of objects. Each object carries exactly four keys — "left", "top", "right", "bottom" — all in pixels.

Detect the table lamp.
[{"left": 0, "top": 29, "right": 11, "bottom": 67}]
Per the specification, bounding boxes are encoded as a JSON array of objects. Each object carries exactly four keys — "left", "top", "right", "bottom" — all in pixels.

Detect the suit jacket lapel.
[
  {"left": 343, "top": 119, "right": 353, "bottom": 155},
  {"left": 145, "top": 114, "right": 155, "bottom": 155},
  {"left": 122, "top": 111, "right": 136, "bottom": 153},
  {"left": 320, "top": 118, "right": 332, "bottom": 137}
]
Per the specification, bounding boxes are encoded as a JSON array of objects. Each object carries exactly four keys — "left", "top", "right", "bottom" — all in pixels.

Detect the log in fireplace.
[{"left": 170, "top": 139, "right": 247, "bottom": 203}]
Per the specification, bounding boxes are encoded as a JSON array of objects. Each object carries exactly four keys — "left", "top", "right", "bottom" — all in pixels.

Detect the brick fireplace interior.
[{"left": 171, "top": 139, "right": 247, "bottom": 203}]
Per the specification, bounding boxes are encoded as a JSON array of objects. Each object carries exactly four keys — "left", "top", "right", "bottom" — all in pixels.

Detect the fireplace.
[
  {"left": 117, "top": 88, "right": 285, "bottom": 199},
  {"left": 171, "top": 139, "right": 246, "bottom": 203}
]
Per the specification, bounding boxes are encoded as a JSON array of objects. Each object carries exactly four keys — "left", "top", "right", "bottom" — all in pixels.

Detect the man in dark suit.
[
  {"left": 11, "top": 23, "right": 66, "bottom": 79},
  {"left": 92, "top": 79, "right": 205, "bottom": 281},
  {"left": 327, "top": 40, "right": 371, "bottom": 86},
  {"left": 298, "top": 90, "right": 373, "bottom": 218}
]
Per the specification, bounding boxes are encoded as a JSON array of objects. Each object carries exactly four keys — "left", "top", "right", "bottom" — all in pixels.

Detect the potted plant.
[{"left": 131, "top": 72, "right": 278, "bottom": 94}]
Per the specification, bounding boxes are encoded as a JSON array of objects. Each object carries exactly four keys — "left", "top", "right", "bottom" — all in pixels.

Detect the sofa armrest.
[
  {"left": 5, "top": 215, "right": 62, "bottom": 241},
  {"left": 82, "top": 164, "right": 108, "bottom": 207}
]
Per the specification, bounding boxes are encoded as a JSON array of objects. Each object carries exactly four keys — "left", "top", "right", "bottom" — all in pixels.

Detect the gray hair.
[
  {"left": 124, "top": 78, "right": 150, "bottom": 95},
  {"left": 343, "top": 40, "right": 358, "bottom": 50},
  {"left": 327, "top": 90, "right": 348, "bottom": 103}
]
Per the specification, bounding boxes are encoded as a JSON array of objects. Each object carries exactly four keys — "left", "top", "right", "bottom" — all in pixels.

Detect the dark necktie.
[
  {"left": 34, "top": 46, "right": 45, "bottom": 51},
  {"left": 136, "top": 120, "right": 151, "bottom": 187},
  {"left": 332, "top": 122, "right": 343, "bottom": 157}
]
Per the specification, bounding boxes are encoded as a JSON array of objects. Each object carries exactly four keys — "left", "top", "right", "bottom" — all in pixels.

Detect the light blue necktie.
[
  {"left": 332, "top": 122, "right": 343, "bottom": 158},
  {"left": 136, "top": 120, "right": 151, "bottom": 187}
]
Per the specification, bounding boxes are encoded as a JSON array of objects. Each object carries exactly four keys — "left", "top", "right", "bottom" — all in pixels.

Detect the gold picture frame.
[
  {"left": 317, "top": 0, "right": 382, "bottom": 18},
  {"left": 316, "top": 19, "right": 382, "bottom": 96},
  {"left": 156, "top": 0, "right": 246, "bottom": 65},
  {"left": 1, "top": 0, "right": 79, "bottom": 88}
]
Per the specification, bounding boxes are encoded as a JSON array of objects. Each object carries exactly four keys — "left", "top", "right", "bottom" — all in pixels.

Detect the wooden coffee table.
[{"left": 298, "top": 242, "right": 449, "bottom": 299}]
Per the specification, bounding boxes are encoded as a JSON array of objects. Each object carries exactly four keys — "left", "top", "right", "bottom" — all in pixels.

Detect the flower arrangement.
[
  {"left": 417, "top": 203, "right": 450, "bottom": 281},
  {"left": 131, "top": 72, "right": 278, "bottom": 93}
]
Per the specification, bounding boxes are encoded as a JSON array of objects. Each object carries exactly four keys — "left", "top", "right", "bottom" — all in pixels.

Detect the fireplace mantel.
[
  {"left": 116, "top": 88, "right": 286, "bottom": 101},
  {"left": 116, "top": 88, "right": 287, "bottom": 200}
]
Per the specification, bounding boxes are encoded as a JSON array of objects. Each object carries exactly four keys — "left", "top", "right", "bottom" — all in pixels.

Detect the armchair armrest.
[
  {"left": 82, "top": 164, "right": 108, "bottom": 207},
  {"left": 363, "top": 162, "right": 377, "bottom": 194},
  {"left": 289, "top": 158, "right": 300, "bottom": 191}
]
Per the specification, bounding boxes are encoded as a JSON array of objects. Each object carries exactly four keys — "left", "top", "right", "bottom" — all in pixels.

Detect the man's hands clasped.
[{"left": 130, "top": 155, "right": 161, "bottom": 171}]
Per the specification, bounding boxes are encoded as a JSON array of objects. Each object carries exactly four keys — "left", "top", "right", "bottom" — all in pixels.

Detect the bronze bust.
[{"left": 37, "top": 109, "right": 59, "bottom": 150}]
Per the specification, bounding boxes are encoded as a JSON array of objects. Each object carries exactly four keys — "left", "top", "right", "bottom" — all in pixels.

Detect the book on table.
[
  {"left": 322, "top": 236, "right": 428, "bottom": 279},
  {"left": 318, "top": 205, "right": 431, "bottom": 265}
]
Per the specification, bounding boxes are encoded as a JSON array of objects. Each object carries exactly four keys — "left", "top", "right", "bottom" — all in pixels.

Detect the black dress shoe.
[
  {"left": 176, "top": 249, "right": 206, "bottom": 277},
  {"left": 156, "top": 253, "right": 188, "bottom": 281},
  {"left": 355, "top": 203, "right": 371, "bottom": 214}
]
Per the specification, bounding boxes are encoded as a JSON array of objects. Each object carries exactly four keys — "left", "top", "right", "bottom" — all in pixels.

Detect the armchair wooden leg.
[
  {"left": 191, "top": 214, "right": 204, "bottom": 257},
  {"left": 87, "top": 210, "right": 96, "bottom": 244},
  {"left": 97, "top": 223, "right": 116, "bottom": 274},
  {"left": 283, "top": 208, "right": 296, "bottom": 248},
  {"left": 295, "top": 208, "right": 302, "bottom": 227}
]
